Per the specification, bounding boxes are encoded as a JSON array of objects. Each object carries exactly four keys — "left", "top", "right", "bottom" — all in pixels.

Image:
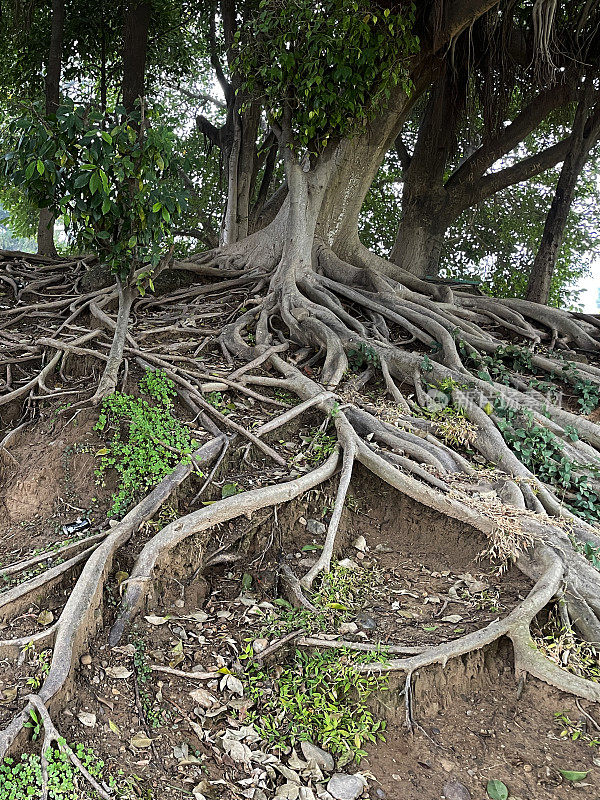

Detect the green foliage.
[
  {"left": 206, "top": 391, "right": 236, "bottom": 415},
  {"left": 2, "top": 100, "right": 187, "bottom": 280},
  {"left": 348, "top": 341, "right": 380, "bottom": 372},
  {"left": 555, "top": 711, "right": 600, "bottom": 747},
  {"left": 235, "top": 0, "right": 418, "bottom": 154},
  {"left": 305, "top": 428, "right": 337, "bottom": 464},
  {"left": 134, "top": 639, "right": 167, "bottom": 729},
  {"left": 560, "top": 361, "right": 600, "bottom": 415},
  {"left": 259, "top": 561, "right": 381, "bottom": 637},
  {"left": 0, "top": 740, "right": 136, "bottom": 799},
  {"left": 95, "top": 370, "right": 198, "bottom": 516},
  {"left": 494, "top": 401, "right": 600, "bottom": 524},
  {"left": 241, "top": 647, "right": 387, "bottom": 761}
]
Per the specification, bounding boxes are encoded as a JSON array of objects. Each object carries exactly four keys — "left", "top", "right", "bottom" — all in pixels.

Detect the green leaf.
[
  {"left": 36, "top": 159, "right": 44, "bottom": 175},
  {"left": 152, "top": 202, "right": 162, "bottom": 212},
  {"left": 486, "top": 779, "right": 509, "bottom": 800},
  {"left": 559, "top": 770, "right": 589, "bottom": 782}
]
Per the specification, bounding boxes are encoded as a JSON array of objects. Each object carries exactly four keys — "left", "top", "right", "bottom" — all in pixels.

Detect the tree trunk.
[
  {"left": 122, "top": 1, "right": 151, "bottom": 114},
  {"left": 526, "top": 93, "right": 600, "bottom": 305},
  {"left": 37, "top": 0, "right": 65, "bottom": 257},
  {"left": 390, "top": 213, "right": 447, "bottom": 278},
  {"left": 390, "top": 68, "right": 461, "bottom": 278}
]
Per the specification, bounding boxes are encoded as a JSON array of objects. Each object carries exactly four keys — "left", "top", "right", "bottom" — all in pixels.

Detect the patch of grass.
[
  {"left": 241, "top": 647, "right": 388, "bottom": 762},
  {"left": 95, "top": 369, "right": 199, "bottom": 516},
  {"left": 0, "top": 741, "right": 140, "bottom": 799}
]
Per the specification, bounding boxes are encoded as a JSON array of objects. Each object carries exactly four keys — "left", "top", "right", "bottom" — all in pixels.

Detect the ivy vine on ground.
[{"left": 95, "top": 369, "right": 198, "bottom": 516}]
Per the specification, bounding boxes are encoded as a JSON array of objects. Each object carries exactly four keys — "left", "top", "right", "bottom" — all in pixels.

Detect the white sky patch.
[{"left": 577, "top": 262, "right": 600, "bottom": 312}]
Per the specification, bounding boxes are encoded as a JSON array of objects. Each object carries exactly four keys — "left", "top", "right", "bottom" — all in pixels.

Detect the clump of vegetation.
[
  {"left": 534, "top": 609, "right": 600, "bottom": 683},
  {"left": 0, "top": 742, "right": 134, "bottom": 799},
  {"left": 302, "top": 427, "right": 338, "bottom": 465},
  {"left": 134, "top": 639, "right": 167, "bottom": 729},
  {"left": 348, "top": 341, "right": 380, "bottom": 372},
  {"left": 95, "top": 369, "right": 198, "bottom": 516},
  {"left": 241, "top": 648, "right": 388, "bottom": 762},
  {"left": 262, "top": 561, "right": 382, "bottom": 637},
  {"left": 555, "top": 711, "right": 600, "bottom": 747},
  {"left": 494, "top": 401, "right": 600, "bottom": 524}
]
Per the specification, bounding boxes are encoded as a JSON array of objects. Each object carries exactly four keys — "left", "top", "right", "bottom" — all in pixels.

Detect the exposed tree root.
[{"left": 1, "top": 244, "right": 600, "bottom": 767}]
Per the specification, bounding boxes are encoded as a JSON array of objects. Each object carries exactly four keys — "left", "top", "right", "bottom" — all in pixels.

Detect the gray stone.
[
  {"left": 306, "top": 518, "right": 327, "bottom": 536},
  {"left": 442, "top": 781, "right": 472, "bottom": 800},
  {"left": 300, "top": 741, "right": 335, "bottom": 772},
  {"left": 355, "top": 612, "right": 377, "bottom": 631},
  {"left": 375, "top": 791, "right": 386, "bottom": 799},
  {"left": 326, "top": 774, "right": 365, "bottom": 800}
]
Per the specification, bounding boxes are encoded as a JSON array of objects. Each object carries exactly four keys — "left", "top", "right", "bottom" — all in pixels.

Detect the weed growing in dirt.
[
  {"left": 25, "top": 647, "right": 52, "bottom": 691},
  {"left": 0, "top": 742, "right": 139, "bottom": 799},
  {"left": 206, "top": 391, "right": 236, "bottom": 415},
  {"left": 260, "top": 561, "right": 382, "bottom": 637},
  {"left": 555, "top": 711, "right": 600, "bottom": 747},
  {"left": 134, "top": 639, "right": 168, "bottom": 729},
  {"left": 348, "top": 341, "right": 380, "bottom": 372},
  {"left": 303, "top": 428, "right": 337, "bottom": 465},
  {"left": 241, "top": 647, "right": 387, "bottom": 762},
  {"left": 95, "top": 370, "right": 199, "bottom": 516}
]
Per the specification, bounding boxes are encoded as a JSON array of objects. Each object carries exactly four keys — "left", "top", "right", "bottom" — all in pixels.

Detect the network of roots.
[{"left": 1, "top": 246, "right": 600, "bottom": 789}]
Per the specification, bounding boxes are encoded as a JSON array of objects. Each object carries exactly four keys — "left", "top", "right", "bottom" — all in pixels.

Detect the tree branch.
[
  {"left": 465, "top": 136, "right": 572, "bottom": 207},
  {"left": 445, "top": 79, "right": 575, "bottom": 190}
]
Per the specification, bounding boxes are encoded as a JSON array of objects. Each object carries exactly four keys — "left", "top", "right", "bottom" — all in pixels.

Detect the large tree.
[{"left": 4, "top": 2, "right": 600, "bottom": 786}]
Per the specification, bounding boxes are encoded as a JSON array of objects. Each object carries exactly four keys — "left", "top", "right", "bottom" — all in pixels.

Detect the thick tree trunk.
[
  {"left": 221, "top": 101, "right": 261, "bottom": 245},
  {"left": 122, "top": 1, "right": 150, "bottom": 114},
  {"left": 526, "top": 94, "right": 600, "bottom": 305},
  {"left": 390, "top": 68, "right": 461, "bottom": 278},
  {"left": 37, "top": 0, "right": 65, "bottom": 257},
  {"left": 390, "top": 214, "right": 447, "bottom": 278}
]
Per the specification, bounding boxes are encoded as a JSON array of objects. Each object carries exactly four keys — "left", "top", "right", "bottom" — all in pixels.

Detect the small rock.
[
  {"left": 375, "top": 790, "right": 386, "bottom": 799},
  {"left": 374, "top": 543, "right": 392, "bottom": 553},
  {"left": 252, "top": 638, "right": 269, "bottom": 654},
  {"left": 442, "top": 780, "right": 471, "bottom": 800},
  {"left": 440, "top": 758, "right": 454, "bottom": 773},
  {"left": 353, "top": 535, "right": 367, "bottom": 552},
  {"left": 301, "top": 741, "right": 335, "bottom": 772},
  {"left": 523, "top": 764, "right": 532, "bottom": 773},
  {"left": 338, "top": 622, "right": 358, "bottom": 635},
  {"left": 337, "top": 558, "right": 358, "bottom": 570},
  {"left": 80, "top": 653, "right": 92, "bottom": 666},
  {"left": 306, "top": 519, "right": 326, "bottom": 536},
  {"left": 326, "top": 774, "right": 365, "bottom": 800},
  {"left": 355, "top": 612, "right": 377, "bottom": 631}
]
